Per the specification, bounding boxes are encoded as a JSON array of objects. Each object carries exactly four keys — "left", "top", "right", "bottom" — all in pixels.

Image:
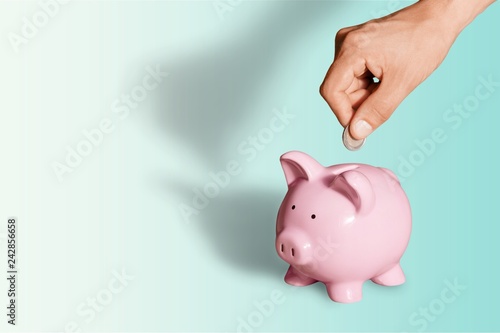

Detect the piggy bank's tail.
[{"left": 379, "top": 168, "right": 400, "bottom": 183}]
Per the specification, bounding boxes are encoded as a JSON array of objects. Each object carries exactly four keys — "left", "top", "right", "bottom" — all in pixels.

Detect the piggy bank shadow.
[
  {"left": 198, "top": 187, "right": 287, "bottom": 277},
  {"left": 155, "top": 1, "right": 348, "bottom": 276}
]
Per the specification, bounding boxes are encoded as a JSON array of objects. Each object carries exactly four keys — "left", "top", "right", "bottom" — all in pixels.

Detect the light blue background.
[{"left": 1, "top": 0, "right": 499, "bottom": 332}]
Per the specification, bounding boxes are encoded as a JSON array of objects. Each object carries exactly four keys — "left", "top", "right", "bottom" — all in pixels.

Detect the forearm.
[{"left": 419, "top": 0, "right": 496, "bottom": 36}]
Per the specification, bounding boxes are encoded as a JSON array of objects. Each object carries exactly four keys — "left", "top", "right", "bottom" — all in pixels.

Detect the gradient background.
[{"left": 1, "top": 0, "right": 500, "bottom": 332}]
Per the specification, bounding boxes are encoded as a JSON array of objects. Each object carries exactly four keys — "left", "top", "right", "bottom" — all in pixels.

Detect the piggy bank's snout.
[{"left": 276, "top": 229, "right": 312, "bottom": 266}]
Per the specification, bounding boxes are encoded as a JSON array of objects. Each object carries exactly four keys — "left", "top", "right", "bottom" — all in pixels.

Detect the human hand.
[{"left": 320, "top": 0, "right": 495, "bottom": 140}]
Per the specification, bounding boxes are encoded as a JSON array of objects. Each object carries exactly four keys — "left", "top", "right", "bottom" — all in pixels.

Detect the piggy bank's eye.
[
  {"left": 291, "top": 205, "right": 296, "bottom": 210},
  {"left": 311, "top": 214, "right": 316, "bottom": 219}
]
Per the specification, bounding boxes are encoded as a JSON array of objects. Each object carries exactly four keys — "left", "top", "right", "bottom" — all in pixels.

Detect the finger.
[
  {"left": 345, "top": 76, "right": 372, "bottom": 94},
  {"left": 320, "top": 63, "right": 355, "bottom": 126},
  {"left": 348, "top": 88, "right": 371, "bottom": 110},
  {"left": 349, "top": 78, "right": 408, "bottom": 139},
  {"left": 348, "top": 79, "right": 379, "bottom": 111},
  {"left": 320, "top": 57, "right": 366, "bottom": 126}
]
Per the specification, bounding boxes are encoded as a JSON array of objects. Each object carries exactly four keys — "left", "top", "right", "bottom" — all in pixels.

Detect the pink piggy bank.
[{"left": 276, "top": 151, "right": 411, "bottom": 303}]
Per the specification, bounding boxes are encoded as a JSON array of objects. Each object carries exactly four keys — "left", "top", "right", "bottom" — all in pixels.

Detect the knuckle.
[
  {"left": 362, "top": 20, "right": 379, "bottom": 33},
  {"left": 319, "top": 82, "right": 330, "bottom": 99},
  {"left": 335, "top": 28, "right": 348, "bottom": 39},
  {"left": 335, "top": 27, "right": 350, "bottom": 42},
  {"left": 343, "top": 31, "right": 370, "bottom": 49},
  {"left": 319, "top": 85, "right": 325, "bottom": 98}
]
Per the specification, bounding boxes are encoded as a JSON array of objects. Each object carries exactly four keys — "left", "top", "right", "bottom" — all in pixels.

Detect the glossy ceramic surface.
[{"left": 276, "top": 151, "right": 412, "bottom": 303}]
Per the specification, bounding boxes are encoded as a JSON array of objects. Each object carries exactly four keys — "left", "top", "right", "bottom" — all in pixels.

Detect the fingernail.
[{"left": 353, "top": 120, "right": 372, "bottom": 139}]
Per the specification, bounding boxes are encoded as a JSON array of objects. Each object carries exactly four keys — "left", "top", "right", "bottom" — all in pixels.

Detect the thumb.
[{"left": 349, "top": 80, "right": 408, "bottom": 139}]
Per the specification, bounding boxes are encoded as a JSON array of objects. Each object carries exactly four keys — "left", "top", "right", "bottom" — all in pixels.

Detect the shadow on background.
[
  {"left": 200, "top": 188, "right": 286, "bottom": 277},
  {"left": 155, "top": 1, "right": 346, "bottom": 167},
  {"left": 157, "top": 1, "right": 347, "bottom": 276}
]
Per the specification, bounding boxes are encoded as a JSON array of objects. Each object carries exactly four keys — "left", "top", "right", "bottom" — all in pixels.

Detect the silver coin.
[{"left": 342, "top": 125, "right": 365, "bottom": 151}]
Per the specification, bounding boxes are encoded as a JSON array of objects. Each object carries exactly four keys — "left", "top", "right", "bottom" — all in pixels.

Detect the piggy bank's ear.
[
  {"left": 280, "top": 151, "right": 323, "bottom": 186},
  {"left": 331, "top": 170, "right": 375, "bottom": 214}
]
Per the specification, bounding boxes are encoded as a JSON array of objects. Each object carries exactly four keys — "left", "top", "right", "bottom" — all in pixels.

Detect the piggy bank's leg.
[
  {"left": 325, "top": 281, "right": 363, "bottom": 303},
  {"left": 284, "top": 266, "right": 317, "bottom": 287},
  {"left": 371, "top": 263, "right": 405, "bottom": 286}
]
